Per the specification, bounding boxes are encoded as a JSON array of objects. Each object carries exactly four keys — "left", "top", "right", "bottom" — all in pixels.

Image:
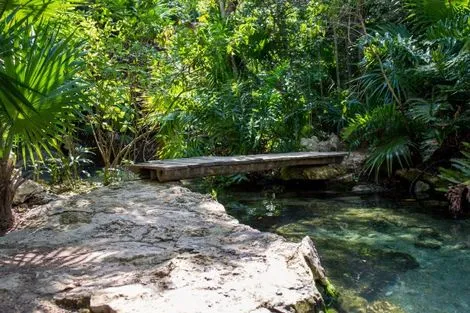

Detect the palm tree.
[{"left": 0, "top": 8, "right": 84, "bottom": 232}]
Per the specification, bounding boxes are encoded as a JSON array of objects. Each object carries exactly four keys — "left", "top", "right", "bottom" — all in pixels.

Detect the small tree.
[{"left": 0, "top": 10, "right": 84, "bottom": 232}]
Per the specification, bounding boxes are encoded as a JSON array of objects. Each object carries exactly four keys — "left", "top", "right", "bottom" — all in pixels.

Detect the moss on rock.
[
  {"left": 367, "top": 300, "right": 406, "bottom": 313},
  {"left": 59, "top": 211, "right": 92, "bottom": 224}
]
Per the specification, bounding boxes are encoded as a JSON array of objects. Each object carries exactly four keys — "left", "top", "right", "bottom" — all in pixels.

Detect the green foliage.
[
  {"left": 64, "top": 0, "right": 167, "bottom": 183},
  {"left": 439, "top": 143, "right": 470, "bottom": 185},
  {"left": 343, "top": 105, "right": 413, "bottom": 178},
  {"left": 341, "top": 0, "right": 470, "bottom": 177},
  {"left": 60, "top": 0, "right": 468, "bottom": 184},
  {"left": 3, "top": 0, "right": 468, "bottom": 190},
  {"left": 311, "top": 91, "right": 365, "bottom": 134},
  {"left": 32, "top": 146, "right": 94, "bottom": 187},
  {"left": 0, "top": 8, "right": 84, "bottom": 164},
  {"left": 439, "top": 143, "right": 470, "bottom": 216},
  {"left": 152, "top": 0, "right": 331, "bottom": 158},
  {"left": 405, "top": 0, "right": 469, "bottom": 30},
  {"left": 0, "top": 1, "right": 85, "bottom": 230}
]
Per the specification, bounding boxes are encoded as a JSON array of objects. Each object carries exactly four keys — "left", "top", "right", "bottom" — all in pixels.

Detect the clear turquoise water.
[{"left": 217, "top": 186, "right": 470, "bottom": 313}]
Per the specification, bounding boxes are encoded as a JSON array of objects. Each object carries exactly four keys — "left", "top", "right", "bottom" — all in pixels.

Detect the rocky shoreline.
[{"left": 0, "top": 181, "right": 326, "bottom": 313}]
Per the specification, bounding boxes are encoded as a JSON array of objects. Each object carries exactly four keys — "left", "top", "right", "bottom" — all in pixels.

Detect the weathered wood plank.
[{"left": 129, "top": 152, "right": 347, "bottom": 182}]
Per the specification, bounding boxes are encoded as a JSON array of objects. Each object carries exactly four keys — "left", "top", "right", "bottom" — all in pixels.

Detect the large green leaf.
[{"left": 0, "top": 9, "right": 85, "bottom": 162}]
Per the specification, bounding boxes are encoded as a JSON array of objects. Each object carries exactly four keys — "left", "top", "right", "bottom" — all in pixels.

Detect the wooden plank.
[
  {"left": 136, "top": 155, "right": 345, "bottom": 172},
  {"left": 137, "top": 152, "right": 346, "bottom": 169},
  {"left": 129, "top": 152, "right": 347, "bottom": 182}
]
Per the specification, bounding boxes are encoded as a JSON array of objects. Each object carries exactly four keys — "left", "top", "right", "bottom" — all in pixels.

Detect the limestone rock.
[
  {"left": 367, "top": 300, "right": 406, "bottom": 313},
  {"left": 395, "top": 169, "right": 441, "bottom": 190},
  {"left": 55, "top": 295, "right": 91, "bottom": 311},
  {"left": 13, "top": 180, "right": 45, "bottom": 205},
  {"left": 337, "top": 290, "right": 368, "bottom": 313},
  {"left": 414, "top": 239, "right": 442, "bottom": 249},
  {"left": 299, "top": 236, "right": 327, "bottom": 284},
  {"left": 341, "top": 152, "right": 367, "bottom": 173},
  {"left": 59, "top": 211, "right": 92, "bottom": 224},
  {"left": 331, "top": 173, "right": 355, "bottom": 184},
  {"left": 301, "top": 136, "right": 321, "bottom": 151},
  {"left": 352, "top": 184, "right": 386, "bottom": 194},
  {"left": 304, "top": 165, "right": 347, "bottom": 180},
  {"left": 281, "top": 165, "right": 347, "bottom": 181},
  {"left": 414, "top": 181, "right": 430, "bottom": 194},
  {"left": 0, "top": 181, "right": 325, "bottom": 313},
  {"left": 301, "top": 133, "right": 343, "bottom": 152},
  {"left": 13, "top": 179, "right": 57, "bottom": 206}
]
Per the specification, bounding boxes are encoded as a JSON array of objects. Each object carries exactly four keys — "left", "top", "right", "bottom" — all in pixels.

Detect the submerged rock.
[
  {"left": 414, "top": 229, "right": 444, "bottom": 249},
  {"left": 334, "top": 289, "right": 406, "bottom": 313},
  {"left": 0, "top": 181, "right": 325, "bottom": 313},
  {"left": 352, "top": 184, "right": 386, "bottom": 194},
  {"left": 275, "top": 226, "right": 419, "bottom": 301},
  {"left": 414, "top": 239, "right": 442, "bottom": 249},
  {"left": 367, "top": 300, "right": 406, "bottom": 313},
  {"left": 337, "top": 290, "right": 368, "bottom": 313}
]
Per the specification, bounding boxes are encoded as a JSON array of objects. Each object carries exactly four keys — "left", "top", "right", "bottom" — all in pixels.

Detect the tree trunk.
[
  {"left": 332, "top": 24, "right": 341, "bottom": 90},
  {"left": 0, "top": 158, "right": 19, "bottom": 233}
]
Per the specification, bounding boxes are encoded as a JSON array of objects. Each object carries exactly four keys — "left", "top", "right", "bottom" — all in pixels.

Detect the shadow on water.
[{"left": 211, "top": 182, "right": 470, "bottom": 313}]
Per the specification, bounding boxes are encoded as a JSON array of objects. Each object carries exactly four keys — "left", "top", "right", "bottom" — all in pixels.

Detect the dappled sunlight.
[
  {"left": 0, "top": 181, "right": 323, "bottom": 312},
  {"left": 0, "top": 246, "right": 112, "bottom": 269},
  {"left": 1, "top": 0, "right": 469, "bottom": 312}
]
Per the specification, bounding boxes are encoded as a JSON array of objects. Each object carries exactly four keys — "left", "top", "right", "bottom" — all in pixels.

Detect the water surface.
[{"left": 216, "top": 185, "right": 470, "bottom": 313}]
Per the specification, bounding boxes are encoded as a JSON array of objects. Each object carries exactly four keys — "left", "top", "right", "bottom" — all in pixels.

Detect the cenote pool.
[{"left": 215, "top": 184, "right": 470, "bottom": 313}]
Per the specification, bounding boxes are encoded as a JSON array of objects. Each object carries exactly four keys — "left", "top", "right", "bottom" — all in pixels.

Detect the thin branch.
[
  {"left": 112, "top": 123, "right": 160, "bottom": 168},
  {"left": 356, "top": 1, "right": 403, "bottom": 107}
]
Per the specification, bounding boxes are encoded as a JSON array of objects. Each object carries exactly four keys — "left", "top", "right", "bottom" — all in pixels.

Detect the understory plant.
[
  {"left": 152, "top": 0, "right": 329, "bottom": 158},
  {"left": 72, "top": 0, "right": 163, "bottom": 184},
  {"left": 342, "top": 0, "right": 470, "bottom": 178},
  {"left": 31, "top": 146, "right": 94, "bottom": 188},
  {"left": 439, "top": 143, "right": 470, "bottom": 216}
]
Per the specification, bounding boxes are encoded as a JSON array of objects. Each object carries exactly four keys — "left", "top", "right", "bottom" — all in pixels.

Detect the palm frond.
[
  {"left": 439, "top": 142, "right": 470, "bottom": 185},
  {"left": 365, "top": 135, "right": 413, "bottom": 180},
  {"left": 405, "top": 0, "right": 469, "bottom": 31},
  {"left": 343, "top": 104, "right": 414, "bottom": 178},
  {"left": 0, "top": 0, "right": 85, "bottom": 20},
  {"left": 0, "top": 10, "right": 85, "bottom": 162}
]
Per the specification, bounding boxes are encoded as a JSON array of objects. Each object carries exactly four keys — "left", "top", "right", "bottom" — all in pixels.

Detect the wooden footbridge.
[{"left": 129, "top": 151, "right": 347, "bottom": 182}]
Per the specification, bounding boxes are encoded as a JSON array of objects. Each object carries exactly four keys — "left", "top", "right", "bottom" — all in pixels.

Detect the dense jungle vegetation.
[{"left": 1, "top": 0, "right": 469, "bottom": 231}]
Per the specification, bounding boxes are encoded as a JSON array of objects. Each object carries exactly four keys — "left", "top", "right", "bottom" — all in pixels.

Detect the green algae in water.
[{"left": 218, "top": 189, "right": 470, "bottom": 313}]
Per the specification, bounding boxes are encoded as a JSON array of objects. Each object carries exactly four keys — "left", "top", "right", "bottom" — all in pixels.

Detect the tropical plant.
[
  {"left": 0, "top": 7, "right": 84, "bottom": 232},
  {"left": 343, "top": 104, "right": 415, "bottom": 179},
  {"left": 68, "top": 0, "right": 166, "bottom": 184},
  {"left": 36, "top": 146, "right": 94, "bottom": 188},
  {"left": 151, "top": 0, "right": 332, "bottom": 158},
  {"left": 439, "top": 142, "right": 470, "bottom": 216},
  {"left": 341, "top": 0, "right": 469, "bottom": 179}
]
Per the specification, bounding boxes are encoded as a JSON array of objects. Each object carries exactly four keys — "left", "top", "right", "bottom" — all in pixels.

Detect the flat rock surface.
[{"left": 0, "top": 181, "right": 324, "bottom": 313}]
